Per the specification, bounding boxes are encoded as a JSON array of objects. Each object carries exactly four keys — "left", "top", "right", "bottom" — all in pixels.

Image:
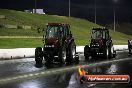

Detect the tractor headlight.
[
  {"left": 51, "top": 45, "right": 54, "bottom": 47},
  {"left": 92, "top": 44, "right": 99, "bottom": 47},
  {"left": 44, "top": 45, "right": 54, "bottom": 48},
  {"left": 92, "top": 45, "right": 95, "bottom": 46}
]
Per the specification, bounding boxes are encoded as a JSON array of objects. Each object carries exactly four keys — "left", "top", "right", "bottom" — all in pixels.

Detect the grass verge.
[
  {"left": 0, "top": 38, "right": 43, "bottom": 48},
  {"left": 0, "top": 9, "right": 131, "bottom": 48}
]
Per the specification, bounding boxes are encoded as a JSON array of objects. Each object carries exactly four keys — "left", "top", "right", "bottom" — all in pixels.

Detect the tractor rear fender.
[{"left": 65, "top": 37, "right": 74, "bottom": 46}]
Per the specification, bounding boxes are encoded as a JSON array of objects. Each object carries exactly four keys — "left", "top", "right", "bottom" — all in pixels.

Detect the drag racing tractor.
[
  {"left": 84, "top": 28, "right": 116, "bottom": 60},
  {"left": 35, "top": 23, "right": 79, "bottom": 65},
  {"left": 128, "top": 40, "right": 132, "bottom": 54}
]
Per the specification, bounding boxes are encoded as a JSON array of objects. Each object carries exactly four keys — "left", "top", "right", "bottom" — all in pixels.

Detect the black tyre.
[
  {"left": 74, "top": 46, "right": 79, "bottom": 63},
  {"left": 109, "top": 46, "right": 114, "bottom": 59},
  {"left": 103, "top": 47, "right": 109, "bottom": 59},
  {"left": 35, "top": 47, "right": 43, "bottom": 65},
  {"left": 67, "top": 42, "right": 76, "bottom": 63},
  {"left": 91, "top": 53, "right": 96, "bottom": 60},
  {"left": 113, "top": 51, "right": 116, "bottom": 58},
  {"left": 58, "top": 47, "right": 66, "bottom": 64},
  {"left": 75, "top": 53, "right": 79, "bottom": 64},
  {"left": 45, "top": 53, "right": 53, "bottom": 64},
  {"left": 84, "top": 45, "right": 90, "bottom": 61},
  {"left": 129, "top": 49, "right": 131, "bottom": 54},
  {"left": 80, "top": 76, "right": 86, "bottom": 84}
]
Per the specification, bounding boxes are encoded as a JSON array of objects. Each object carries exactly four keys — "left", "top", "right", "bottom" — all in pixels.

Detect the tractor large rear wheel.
[
  {"left": 66, "top": 43, "right": 76, "bottom": 63},
  {"left": 84, "top": 45, "right": 90, "bottom": 61},
  {"left": 69, "top": 43, "right": 76, "bottom": 63},
  {"left": 35, "top": 47, "right": 43, "bottom": 65},
  {"left": 44, "top": 53, "right": 53, "bottom": 64},
  {"left": 109, "top": 46, "right": 114, "bottom": 59},
  {"left": 103, "top": 47, "right": 109, "bottom": 59},
  {"left": 58, "top": 47, "right": 66, "bottom": 64}
]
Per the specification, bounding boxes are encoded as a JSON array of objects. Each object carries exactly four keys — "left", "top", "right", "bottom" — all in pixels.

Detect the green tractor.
[{"left": 35, "top": 23, "right": 79, "bottom": 65}]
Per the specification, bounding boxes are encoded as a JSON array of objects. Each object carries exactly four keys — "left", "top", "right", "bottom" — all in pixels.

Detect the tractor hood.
[
  {"left": 91, "top": 38, "right": 103, "bottom": 46},
  {"left": 45, "top": 37, "right": 58, "bottom": 45}
]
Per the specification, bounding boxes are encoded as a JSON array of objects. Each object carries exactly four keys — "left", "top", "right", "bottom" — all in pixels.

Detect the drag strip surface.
[{"left": 0, "top": 51, "right": 131, "bottom": 88}]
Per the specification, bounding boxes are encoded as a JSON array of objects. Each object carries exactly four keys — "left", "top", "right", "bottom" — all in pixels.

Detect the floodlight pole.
[
  {"left": 113, "top": 0, "right": 117, "bottom": 31},
  {"left": 35, "top": 0, "right": 36, "bottom": 13},
  {"left": 114, "top": 9, "right": 116, "bottom": 31},
  {"left": 69, "top": 0, "right": 71, "bottom": 18},
  {"left": 95, "top": 0, "right": 97, "bottom": 24}
]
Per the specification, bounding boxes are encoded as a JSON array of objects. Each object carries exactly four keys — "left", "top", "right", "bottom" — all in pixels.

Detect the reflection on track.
[
  {"left": 0, "top": 50, "right": 131, "bottom": 88},
  {"left": 0, "top": 50, "right": 129, "bottom": 79},
  {"left": 68, "top": 58, "right": 132, "bottom": 88}
]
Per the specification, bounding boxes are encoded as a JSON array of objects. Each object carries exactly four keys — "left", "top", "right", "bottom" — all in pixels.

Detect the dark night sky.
[{"left": 0, "top": 0, "right": 132, "bottom": 24}]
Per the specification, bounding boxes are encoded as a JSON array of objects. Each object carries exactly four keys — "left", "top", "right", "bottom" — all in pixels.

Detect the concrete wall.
[
  {"left": 4, "top": 25, "right": 18, "bottom": 29},
  {"left": 0, "top": 15, "right": 6, "bottom": 19},
  {"left": 0, "top": 45, "right": 128, "bottom": 59}
]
